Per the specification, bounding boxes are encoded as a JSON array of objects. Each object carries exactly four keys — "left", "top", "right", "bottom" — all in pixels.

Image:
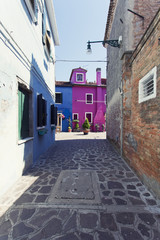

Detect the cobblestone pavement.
[{"left": 0, "top": 132, "right": 160, "bottom": 240}]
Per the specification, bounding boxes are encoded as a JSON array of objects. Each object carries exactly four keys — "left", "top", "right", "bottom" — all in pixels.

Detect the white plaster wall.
[{"left": 0, "top": 0, "right": 56, "bottom": 196}]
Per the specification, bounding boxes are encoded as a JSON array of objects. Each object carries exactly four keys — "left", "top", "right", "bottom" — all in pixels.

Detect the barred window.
[{"left": 139, "top": 66, "right": 157, "bottom": 103}]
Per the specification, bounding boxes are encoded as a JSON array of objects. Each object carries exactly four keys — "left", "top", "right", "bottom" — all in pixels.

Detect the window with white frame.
[
  {"left": 18, "top": 83, "right": 33, "bottom": 140},
  {"left": 139, "top": 66, "right": 157, "bottom": 103},
  {"left": 73, "top": 113, "right": 79, "bottom": 120},
  {"left": 76, "top": 73, "right": 83, "bottom": 82},
  {"left": 24, "top": 0, "right": 38, "bottom": 23},
  {"left": 86, "top": 93, "right": 93, "bottom": 104},
  {"left": 85, "top": 112, "right": 92, "bottom": 123}
]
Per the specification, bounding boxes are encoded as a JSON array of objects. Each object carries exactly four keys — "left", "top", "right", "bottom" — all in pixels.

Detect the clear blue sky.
[{"left": 54, "top": 0, "right": 109, "bottom": 82}]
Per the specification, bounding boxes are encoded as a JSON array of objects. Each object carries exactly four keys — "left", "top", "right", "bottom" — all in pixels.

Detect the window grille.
[
  {"left": 139, "top": 66, "right": 157, "bottom": 103},
  {"left": 143, "top": 76, "right": 154, "bottom": 98}
]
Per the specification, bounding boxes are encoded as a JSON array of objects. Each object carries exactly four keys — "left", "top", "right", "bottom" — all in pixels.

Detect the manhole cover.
[{"left": 48, "top": 170, "right": 101, "bottom": 205}]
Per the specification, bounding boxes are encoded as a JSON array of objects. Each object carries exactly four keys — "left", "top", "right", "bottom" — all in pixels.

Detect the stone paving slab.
[
  {"left": 48, "top": 170, "right": 101, "bottom": 205},
  {"left": 0, "top": 133, "right": 160, "bottom": 240}
]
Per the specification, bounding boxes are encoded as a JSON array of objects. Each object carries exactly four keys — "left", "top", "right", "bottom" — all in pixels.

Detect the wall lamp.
[{"left": 87, "top": 36, "right": 122, "bottom": 54}]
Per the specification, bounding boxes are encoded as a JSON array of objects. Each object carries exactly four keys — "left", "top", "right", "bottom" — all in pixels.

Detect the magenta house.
[{"left": 70, "top": 67, "right": 106, "bottom": 132}]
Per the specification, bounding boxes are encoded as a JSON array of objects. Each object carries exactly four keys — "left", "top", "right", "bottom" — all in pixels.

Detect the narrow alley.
[{"left": 0, "top": 133, "right": 160, "bottom": 240}]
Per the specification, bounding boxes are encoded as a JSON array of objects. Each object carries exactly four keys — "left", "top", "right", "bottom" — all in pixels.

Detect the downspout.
[
  {"left": 120, "top": 79, "right": 123, "bottom": 156},
  {"left": 119, "top": 38, "right": 123, "bottom": 157},
  {"left": 106, "top": 61, "right": 108, "bottom": 140}
]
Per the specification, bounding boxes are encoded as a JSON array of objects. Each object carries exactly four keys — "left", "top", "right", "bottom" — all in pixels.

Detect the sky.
[{"left": 54, "top": 0, "right": 109, "bottom": 82}]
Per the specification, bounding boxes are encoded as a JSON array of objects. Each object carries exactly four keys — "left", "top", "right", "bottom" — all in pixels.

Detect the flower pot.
[{"left": 83, "top": 129, "right": 90, "bottom": 135}]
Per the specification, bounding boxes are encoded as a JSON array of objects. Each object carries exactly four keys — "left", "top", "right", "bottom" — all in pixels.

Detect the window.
[
  {"left": 76, "top": 73, "right": 83, "bottom": 82},
  {"left": 18, "top": 86, "right": 31, "bottom": 140},
  {"left": 139, "top": 66, "right": 157, "bottom": 103},
  {"left": 86, "top": 93, "right": 93, "bottom": 104},
  {"left": 42, "top": 11, "right": 53, "bottom": 62},
  {"left": 24, "top": 0, "right": 38, "bottom": 23},
  {"left": 73, "top": 113, "right": 79, "bottom": 120},
  {"left": 85, "top": 112, "right": 93, "bottom": 123},
  {"left": 55, "top": 93, "right": 63, "bottom": 104},
  {"left": 37, "top": 94, "right": 47, "bottom": 127},
  {"left": 46, "top": 31, "right": 51, "bottom": 55},
  {"left": 51, "top": 104, "right": 57, "bottom": 125}
]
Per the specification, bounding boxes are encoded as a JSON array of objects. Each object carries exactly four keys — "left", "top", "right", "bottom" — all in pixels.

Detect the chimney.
[{"left": 96, "top": 68, "right": 101, "bottom": 85}]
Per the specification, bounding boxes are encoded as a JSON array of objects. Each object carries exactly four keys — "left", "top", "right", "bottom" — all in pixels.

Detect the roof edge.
[
  {"left": 45, "top": 0, "right": 60, "bottom": 46},
  {"left": 104, "top": 0, "right": 117, "bottom": 41}
]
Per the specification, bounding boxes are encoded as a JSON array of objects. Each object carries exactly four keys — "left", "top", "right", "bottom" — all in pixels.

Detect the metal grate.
[
  {"left": 143, "top": 75, "right": 154, "bottom": 98},
  {"left": 139, "top": 66, "right": 157, "bottom": 103}
]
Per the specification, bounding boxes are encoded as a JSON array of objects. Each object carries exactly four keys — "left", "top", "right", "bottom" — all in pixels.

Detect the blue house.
[
  {"left": 0, "top": 0, "right": 59, "bottom": 197},
  {"left": 55, "top": 82, "right": 72, "bottom": 132}
]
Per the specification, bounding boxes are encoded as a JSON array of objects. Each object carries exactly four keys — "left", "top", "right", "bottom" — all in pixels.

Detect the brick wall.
[
  {"left": 122, "top": 10, "right": 160, "bottom": 198},
  {"left": 132, "top": 1, "right": 160, "bottom": 48}
]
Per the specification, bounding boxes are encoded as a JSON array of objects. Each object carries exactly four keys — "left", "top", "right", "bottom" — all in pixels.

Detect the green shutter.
[
  {"left": 18, "top": 89, "right": 22, "bottom": 139},
  {"left": 18, "top": 87, "right": 29, "bottom": 139}
]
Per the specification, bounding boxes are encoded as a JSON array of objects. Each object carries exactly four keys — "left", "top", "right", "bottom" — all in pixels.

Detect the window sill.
[{"left": 18, "top": 137, "right": 34, "bottom": 145}]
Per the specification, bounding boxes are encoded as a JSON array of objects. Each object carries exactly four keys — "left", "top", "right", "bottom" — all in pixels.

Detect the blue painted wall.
[
  {"left": 33, "top": 76, "right": 55, "bottom": 163},
  {"left": 55, "top": 86, "right": 72, "bottom": 132}
]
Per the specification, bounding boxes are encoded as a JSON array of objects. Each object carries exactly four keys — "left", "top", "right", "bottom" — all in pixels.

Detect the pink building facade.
[{"left": 70, "top": 68, "right": 106, "bottom": 132}]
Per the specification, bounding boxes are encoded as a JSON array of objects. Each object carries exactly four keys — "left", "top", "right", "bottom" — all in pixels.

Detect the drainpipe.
[
  {"left": 106, "top": 62, "right": 108, "bottom": 140},
  {"left": 119, "top": 36, "right": 123, "bottom": 157},
  {"left": 119, "top": 79, "right": 124, "bottom": 156}
]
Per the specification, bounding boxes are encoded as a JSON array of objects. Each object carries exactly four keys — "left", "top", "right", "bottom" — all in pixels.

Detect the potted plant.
[
  {"left": 73, "top": 119, "right": 80, "bottom": 132},
  {"left": 68, "top": 126, "right": 72, "bottom": 132},
  {"left": 102, "top": 124, "right": 105, "bottom": 132},
  {"left": 82, "top": 118, "right": 90, "bottom": 135},
  {"left": 95, "top": 124, "right": 100, "bottom": 132},
  {"left": 68, "top": 116, "right": 72, "bottom": 132}
]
